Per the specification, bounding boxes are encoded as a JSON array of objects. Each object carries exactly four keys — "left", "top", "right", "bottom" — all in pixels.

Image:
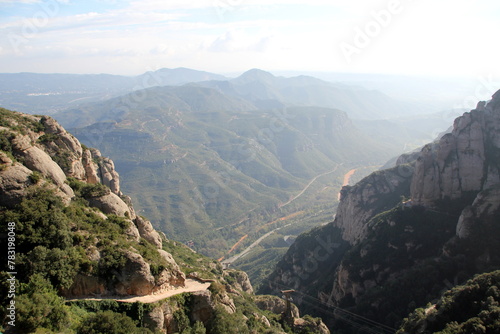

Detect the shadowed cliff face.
[{"left": 261, "top": 90, "right": 500, "bottom": 331}]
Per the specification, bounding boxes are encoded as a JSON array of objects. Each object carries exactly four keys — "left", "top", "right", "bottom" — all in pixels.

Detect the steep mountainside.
[
  {"left": 52, "top": 85, "right": 397, "bottom": 258},
  {"left": 0, "top": 108, "right": 329, "bottom": 333},
  {"left": 261, "top": 91, "right": 500, "bottom": 332},
  {"left": 398, "top": 270, "right": 500, "bottom": 333}
]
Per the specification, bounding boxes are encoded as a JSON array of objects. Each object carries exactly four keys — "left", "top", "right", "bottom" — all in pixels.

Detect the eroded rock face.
[
  {"left": 63, "top": 275, "right": 106, "bottom": 297},
  {"left": 334, "top": 163, "right": 414, "bottom": 244},
  {"left": 456, "top": 184, "right": 500, "bottom": 239},
  {"left": 154, "top": 249, "right": 186, "bottom": 290},
  {"left": 254, "top": 295, "right": 300, "bottom": 318},
  {"left": 411, "top": 100, "right": 500, "bottom": 206},
  {"left": 88, "top": 192, "right": 135, "bottom": 218},
  {"left": 190, "top": 290, "right": 216, "bottom": 324},
  {"left": 0, "top": 157, "right": 33, "bottom": 207},
  {"left": 225, "top": 270, "right": 254, "bottom": 294},
  {"left": 115, "top": 251, "right": 155, "bottom": 296},
  {"left": 135, "top": 216, "right": 163, "bottom": 249},
  {"left": 21, "top": 146, "right": 74, "bottom": 198},
  {"left": 294, "top": 317, "right": 330, "bottom": 334},
  {"left": 1, "top": 111, "right": 188, "bottom": 302}
]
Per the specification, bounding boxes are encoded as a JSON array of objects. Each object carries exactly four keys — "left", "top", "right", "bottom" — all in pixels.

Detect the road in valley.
[{"left": 279, "top": 164, "right": 343, "bottom": 208}]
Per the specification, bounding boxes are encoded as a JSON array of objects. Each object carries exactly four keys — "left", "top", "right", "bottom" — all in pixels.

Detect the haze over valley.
[{"left": 1, "top": 1, "right": 500, "bottom": 333}]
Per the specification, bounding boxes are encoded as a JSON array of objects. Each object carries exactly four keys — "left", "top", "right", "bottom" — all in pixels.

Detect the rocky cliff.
[
  {"left": 261, "top": 91, "right": 500, "bottom": 332},
  {"left": 0, "top": 108, "right": 184, "bottom": 297},
  {"left": 0, "top": 108, "right": 329, "bottom": 334}
]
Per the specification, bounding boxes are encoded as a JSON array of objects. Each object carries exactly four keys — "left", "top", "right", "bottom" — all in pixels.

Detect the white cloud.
[{"left": 0, "top": 0, "right": 499, "bottom": 76}]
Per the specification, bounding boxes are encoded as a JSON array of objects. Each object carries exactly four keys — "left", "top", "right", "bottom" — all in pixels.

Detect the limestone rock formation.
[
  {"left": 262, "top": 91, "right": 500, "bottom": 332},
  {"left": 0, "top": 154, "right": 33, "bottom": 206},
  {"left": 411, "top": 100, "right": 500, "bottom": 205},
  {"left": 334, "top": 162, "right": 414, "bottom": 244},
  {"left": 115, "top": 251, "right": 156, "bottom": 295},
  {"left": 224, "top": 270, "right": 254, "bottom": 294},
  {"left": 135, "top": 216, "right": 163, "bottom": 249},
  {"left": 0, "top": 110, "right": 186, "bottom": 298},
  {"left": 254, "top": 295, "right": 300, "bottom": 318},
  {"left": 154, "top": 249, "right": 186, "bottom": 290},
  {"left": 88, "top": 192, "right": 135, "bottom": 219},
  {"left": 456, "top": 184, "right": 500, "bottom": 239}
]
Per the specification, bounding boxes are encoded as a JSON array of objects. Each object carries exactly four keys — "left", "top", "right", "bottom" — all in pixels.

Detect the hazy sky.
[{"left": 1, "top": 0, "right": 499, "bottom": 77}]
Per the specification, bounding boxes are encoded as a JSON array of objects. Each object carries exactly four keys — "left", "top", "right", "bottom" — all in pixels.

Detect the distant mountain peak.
[{"left": 233, "top": 68, "right": 276, "bottom": 83}]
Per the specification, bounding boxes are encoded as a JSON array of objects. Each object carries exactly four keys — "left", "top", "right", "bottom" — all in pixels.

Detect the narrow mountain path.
[{"left": 65, "top": 279, "right": 211, "bottom": 304}]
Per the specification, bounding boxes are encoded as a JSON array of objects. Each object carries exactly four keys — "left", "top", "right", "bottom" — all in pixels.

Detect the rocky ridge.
[
  {"left": 0, "top": 109, "right": 184, "bottom": 296},
  {"left": 262, "top": 91, "right": 500, "bottom": 331}
]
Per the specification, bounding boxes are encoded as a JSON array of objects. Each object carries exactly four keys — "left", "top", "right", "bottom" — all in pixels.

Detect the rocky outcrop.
[
  {"left": 154, "top": 249, "right": 186, "bottom": 289},
  {"left": 0, "top": 110, "right": 188, "bottom": 299},
  {"left": 0, "top": 154, "right": 33, "bottom": 207},
  {"left": 20, "top": 146, "right": 74, "bottom": 198},
  {"left": 63, "top": 275, "right": 106, "bottom": 297},
  {"left": 190, "top": 290, "right": 216, "bottom": 323},
  {"left": 456, "top": 184, "right": 500, "bottom": 239},
  {"left": 334, "top": 163, "right": 414, "bottom": 244},
  {"left": 225, "top": 270, "right": 254, "bottom": 294},
  {"left": 293, "top": 317, "right": 330, "bottom": 334},
  {"left": 262, "top": 91, "right": 500, "bottom": 332},
  {"left": 88, "top": 192, "right": 135, "bottom": 219},
  {"left": 254, "top": 295, "right": 300, "bottom": 318},
  {"left": 115, "top": 251, "right": 156, "bottom": 296},
  {"left": 411, "top": 99, "right": 500, "bottom": 205},
  {"left": 90, "top": 149, "right": 121, "bottom": 194},
  {"left": 135, "top": 216, "right": 163, "bottom": 249}
]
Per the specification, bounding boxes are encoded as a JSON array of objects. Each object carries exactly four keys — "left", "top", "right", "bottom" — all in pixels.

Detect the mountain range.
[
  {"left": 0, "top": 68, "right": 226, "bottom": 114},
  {"left": 32, "top": 69, "right": 453, "bottom": 259}
]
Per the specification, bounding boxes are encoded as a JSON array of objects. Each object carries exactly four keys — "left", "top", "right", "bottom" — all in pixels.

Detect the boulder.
[
  {"left": 135, "top": 216, "right": 163, "bottom": 248},
  {"left": 88, "top": 192, "right": 134, "bottom": 218},
  {"left": 114, "top": 251, "right": 155, "bottom": 296},
  {"left": 254, "top": 295, "right": 300, "bottom": 318},
  {"left": 154, "top": 249, "right": 186, "bottom": 290},
  {"left": 0, "top": 161, "right": 33, "bottom": 207},
  {"left": 21, "top": 146, "right": 74, "bottom": 197}
]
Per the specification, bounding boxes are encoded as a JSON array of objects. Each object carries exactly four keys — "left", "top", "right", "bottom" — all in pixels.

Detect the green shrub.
[
  {"left": 16, "top": 274, "right": 71, "bottom": 332},
  {"left": 67, "top": 177, "right": 110, "bottom": 198},
  {"left": 77, "top": 310, "right": 150, "bottom": 334},
  {"left": 29, "top": 171, "right": 42, "bottom": 184},
  {"left": 37, "top": 133, "right": 60, "bottom": 143}
]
